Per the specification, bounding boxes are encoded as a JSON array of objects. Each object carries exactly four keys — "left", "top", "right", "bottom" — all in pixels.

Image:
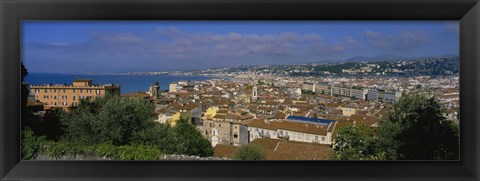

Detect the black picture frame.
[{"left": 1, "top": 0, "right": 479, "bottom": 180}]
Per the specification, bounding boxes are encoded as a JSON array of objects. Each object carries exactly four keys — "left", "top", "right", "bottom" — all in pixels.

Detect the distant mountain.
[
  {"left": 344, "top": 54, "right": 418, "bottom": 62},
  {"left": 295, "top": 54, "right": 459, "bottom": 65}
]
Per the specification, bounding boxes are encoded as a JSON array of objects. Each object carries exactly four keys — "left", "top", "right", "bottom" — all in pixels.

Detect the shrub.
[
  {"left": 234, "top": 144, "right": 266, "bottom": 160},
  {"left": 117, "top": 144, "right": 161, "bottom": 160},
  {"left": 21, "top": 129, "right": 45, "bottom": 160}
]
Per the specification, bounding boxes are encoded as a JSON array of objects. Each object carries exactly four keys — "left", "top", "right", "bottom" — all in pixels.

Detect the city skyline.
[{"left": 22, "top": 21, "right": 459, "bottom": 74}]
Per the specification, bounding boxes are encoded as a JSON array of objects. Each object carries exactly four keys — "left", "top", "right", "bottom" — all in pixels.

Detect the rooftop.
[{"left": 286, "top": 116, "right": 337, "bottom": 125}]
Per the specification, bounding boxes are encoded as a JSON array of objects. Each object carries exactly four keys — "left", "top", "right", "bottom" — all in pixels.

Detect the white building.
[{"left": 245, "top": 119, "right": 337, "bottom": 145}]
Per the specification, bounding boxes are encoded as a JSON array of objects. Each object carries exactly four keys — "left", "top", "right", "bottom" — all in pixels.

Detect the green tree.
[
  {"left": 26, "top": 109, "right": 65, "bottom": 141},
  {"left": 21, "top": 62, "right": 31, "bottom": 131},
  {"left": 61, "top": 96, "right": 157, "bottom": 146},
  {"left": 379, "top": 93, "right": 459, "bottom": 160},
  {"left": 234, "top": 144, "right": 266, "bottom": 160},
  {"left": 331, "top": 93, "right": 459, "bottom": 160},
  {"left": 21, "top": 129, "right": 45, "bottom": 160},
  {"left": 167, "top": 119, "right": 213, "bottom": 157},
  {"left": 331, "top": 125, "right": 385, "bottom": 160}
]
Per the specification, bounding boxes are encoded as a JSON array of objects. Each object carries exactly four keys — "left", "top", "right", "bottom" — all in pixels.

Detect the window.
[
  {"left": 80, "top": 89, "right": 83, "bottom": 93},
  {"left": 63, "top": 89, "right": 66, "bottom": 93},
  {"left": 72, "top": 102, "right": 77, "bottom": 106},
  {"left": 54, "top": 96, "right": 57, "bottom": 99},
  {"left": 65, "top": 96, "right": 68, "bottom": 99},
  {"left": 44, "top": 89, "right": 47, "bottom": 93},
  {"left": 73, "top": 89, "right": 76, "bottom": 93},
  {"left": 35, "top": 89, "right": 39, "bottom": 93},
  {"left": 36, "top": 95, "right": 38, "bottom": 100},
  {"left": 73, "top": 96, "right": 76, "bottom": 101},
  {"left": 322, "top": 136, "right": 325, "bottom": 141},
  {"left": 234, "top": 133, "right": 238, "bottom": 139},
  {"left": 315, "top": 136, "right": 318, "bottom": 141},
  {"left": 96, "top": 90, "right": 101, "bottom": 95},
  {"left": 54, "top": 102, "right": 57, "bottom": 105},
  {"left": 219, "top": 124, "right": 221, "bottom": 127},
  {"left": 53, "top": 89, "right": 56, "bottom": 93}
]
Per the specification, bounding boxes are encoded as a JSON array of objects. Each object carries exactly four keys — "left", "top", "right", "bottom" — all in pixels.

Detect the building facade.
[
  {"left": 148, "top": 81, "right": 160, "bottom": 99},
  {"left": 245, "top": 119, "right": 337, "bottom": 145},
  {"left": 30, "top": 79, "right": 120, "bottom": 111}
]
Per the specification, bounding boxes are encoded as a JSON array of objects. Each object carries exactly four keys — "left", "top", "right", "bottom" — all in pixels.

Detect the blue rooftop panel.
[{"left": 286, "top": 116, "right": 337, "bottom": 125}]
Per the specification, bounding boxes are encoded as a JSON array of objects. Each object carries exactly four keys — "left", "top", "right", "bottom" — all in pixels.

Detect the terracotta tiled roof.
[
  {"left": 214, "top": 144, "right": 239, "bottom": 158},
  {"left": 122, "top": 92, "right": 150, "bottom": 98},
  {"left": 26, "top": 100, "right": 45, "bottom": 106},
  {"left": 172, "top": 103, "right": 198, "bottom": 111},
  {"left": 250, "top": 138, "right": 332, "bottom": 160},
  {"left": 245, "top": 119, "right": 329, "bottom": 135}
]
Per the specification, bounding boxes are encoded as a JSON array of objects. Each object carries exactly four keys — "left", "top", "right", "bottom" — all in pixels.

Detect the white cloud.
[{"left": 364, "top": 29, "right": 428, "bottom": 49}]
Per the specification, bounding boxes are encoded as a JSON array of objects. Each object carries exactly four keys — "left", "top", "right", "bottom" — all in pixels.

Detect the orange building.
[{"left": 30, "top": 79, "right": 120, "bottom": 111}]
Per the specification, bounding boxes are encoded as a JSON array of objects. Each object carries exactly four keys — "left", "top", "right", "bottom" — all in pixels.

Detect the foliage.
[
  {"left": 61, "top": 96, "right": 157, "bottom": 146},
  {"left": 166, "top": 119, "right": 214, "bottom": 157},
  {"left": 60, "top": 97, "right": 213, "bottom": 158},
  {"left": 301, "top": 90, "right": 315, "bottom": 95},
  {"left": 41, "top": 141, "right": 161, "bottom": 160},
  {"left": 42, "top": 140, "right": 94, "bottom": 159},
  {"left": 331, "top": 125, "right": 385, "bottom": 160},
  {"left": 379, "top": 93, "right": 459, "bottom": 160},
  {"left": 234, "top": 144, "right": 266, "bottom": 160},
  {"left": 21, "top": 129, "right": 45, "bottom": 160},
  {"left": 94, "top": 143, "right": 118, "bottom": 158},
  {"left": 117, "top": 144, "right": 161, "bottom": 160},
  {"left": 331, "top": 93, "right": 460, "bottom": 160},
  {"left": 25, "top": 109, "right": 65, "bottom": 141},
  {"left": 21, "top": 62, "right": 30, "bottom": 131}
]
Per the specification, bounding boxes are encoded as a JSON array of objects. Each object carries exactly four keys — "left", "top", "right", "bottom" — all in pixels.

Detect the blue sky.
[{"left": 22, "top": 21, "right": 459, "bottom": 74}]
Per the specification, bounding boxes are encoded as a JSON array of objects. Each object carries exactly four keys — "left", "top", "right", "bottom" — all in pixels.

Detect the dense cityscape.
[{"left": 23, "top": 56, "right": 460, "bottom": 160}]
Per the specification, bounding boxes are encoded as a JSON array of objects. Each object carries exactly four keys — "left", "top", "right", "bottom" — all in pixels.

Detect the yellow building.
[
  {"left": 30, "top": 79, "right": 120, "bottom": 111},
  {"left": 204, "top": 106, "right": 219, "bottom": 120},
  {"left": 340, "top": 107, "right": 356, "bottom": 117},
  {"left": 168, "top": 112, "right": 181, "bottom": 126},
  {"left": 169, "top": 83, "right": 177, "bottom": 93}
]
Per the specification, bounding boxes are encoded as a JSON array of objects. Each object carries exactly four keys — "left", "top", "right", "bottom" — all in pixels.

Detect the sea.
[{"left": 25, "top": 73, "right": 214, "bottom": 94}]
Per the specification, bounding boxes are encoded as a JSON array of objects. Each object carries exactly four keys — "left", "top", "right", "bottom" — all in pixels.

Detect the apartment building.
[
  {"left": 245, "top": 119, "right": 337, "bottom": 145},
  {"left": 30, "top": 79, "right": 120, "bottom": 111},
  {"left": 201, "top": 109, "right": 252, "bottom": 146}
]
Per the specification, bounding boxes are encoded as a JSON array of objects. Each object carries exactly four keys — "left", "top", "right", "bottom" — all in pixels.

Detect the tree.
[
  {"left": 331, "top": 125, "right": 385, "bottom": 160},
  {"left": 21, "top": 129, "right": 45, "bottom": 160},
  {"left": 26, "top": 109, "right": 65, "bottom": 141},
  {"left": 21, "top": 62, "right": 30, "bottom": 131},
  {"left": 167, "top": 119, "right": 213, "bottom": 157},
  {"left": 379, "top": 93, "right": 459, "bottom": 160},
  {"left": 331, "top": 93, "right": 459, "bottom": 160},
  {"left": 61, "top": 96, "right": 157, "bottom": 146},
  {"left": 234, "top": 144, "right": 266, "bottom": 160}
]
